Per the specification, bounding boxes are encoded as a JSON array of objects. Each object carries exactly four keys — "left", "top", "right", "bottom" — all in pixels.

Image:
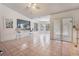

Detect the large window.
[{"left": 17, "top": 19, "right": 30, "bottom": 30}]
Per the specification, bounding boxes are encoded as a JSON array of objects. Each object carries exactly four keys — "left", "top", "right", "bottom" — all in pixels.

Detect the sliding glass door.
[{"left": 53, "top": 17, "right": 73, "bottom": 42}]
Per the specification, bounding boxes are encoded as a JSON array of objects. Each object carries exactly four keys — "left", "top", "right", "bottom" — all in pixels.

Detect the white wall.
[
  {"left": 0, "top": 4, "right": 31, "bottom": 41},
  {"left": 50, "top": 9, "right": 79, "bottom": 44}
]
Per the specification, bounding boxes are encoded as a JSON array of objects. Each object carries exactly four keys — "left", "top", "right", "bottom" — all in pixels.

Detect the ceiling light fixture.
[{"left": 27, "top": 3, "right": 40, "bottom": 9}]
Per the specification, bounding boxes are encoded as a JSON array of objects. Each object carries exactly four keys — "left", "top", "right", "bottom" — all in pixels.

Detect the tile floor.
[{"left": 0, "top": 32, "right": 79, "bottom": 56}]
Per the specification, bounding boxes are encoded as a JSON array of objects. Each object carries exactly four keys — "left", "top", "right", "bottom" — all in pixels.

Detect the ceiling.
[{"left": 2, "top": 3, "right": 79, "bottom": 18}]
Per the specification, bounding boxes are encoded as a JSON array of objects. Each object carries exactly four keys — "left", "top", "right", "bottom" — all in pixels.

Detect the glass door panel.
[
  {"left": 62, "top": 18, "right": 73, "bottom": 42},
  {"left": 54, "top": 19, "right": 61, "bottom": 41}
]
